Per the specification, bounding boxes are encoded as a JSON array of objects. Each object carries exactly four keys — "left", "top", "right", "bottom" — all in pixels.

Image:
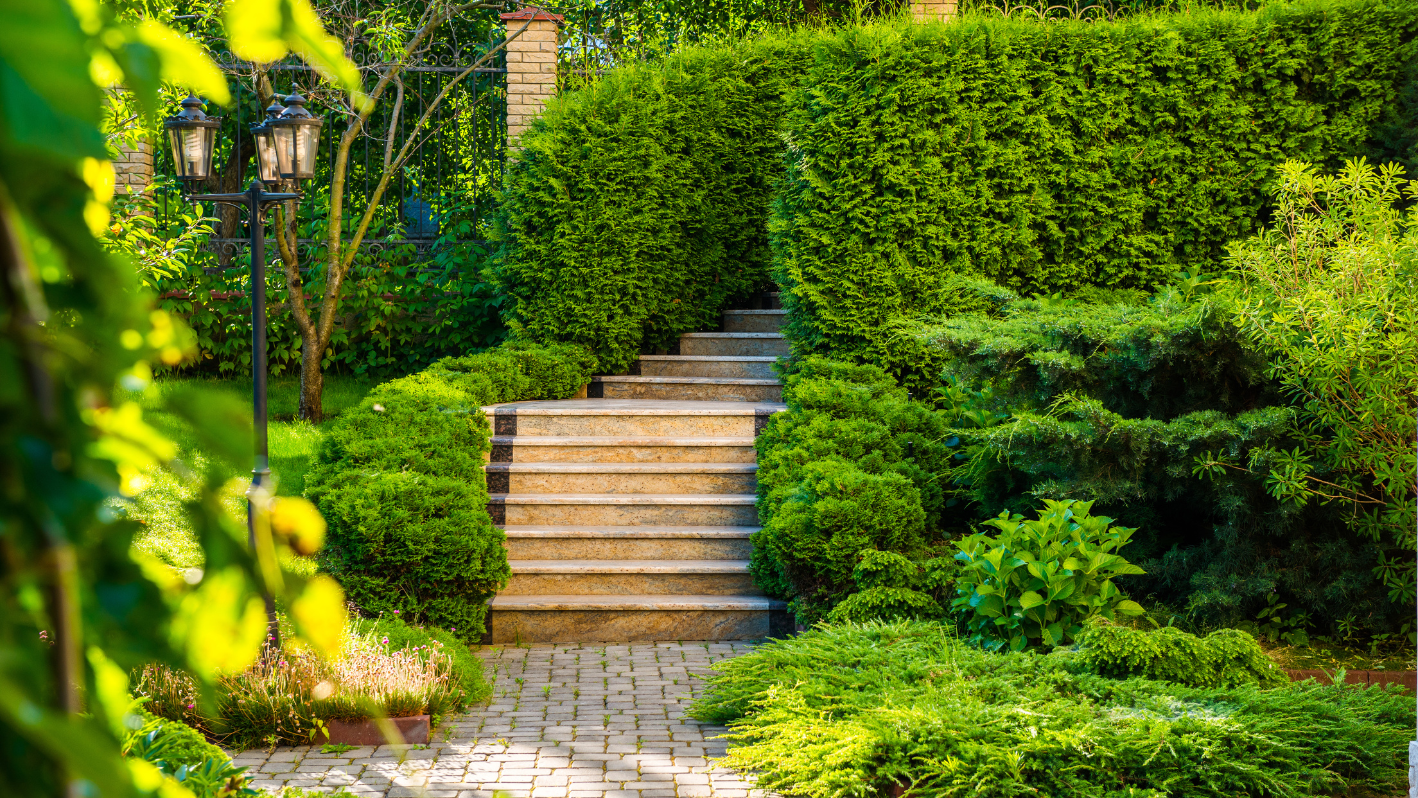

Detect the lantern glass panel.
[
  {"left": 272, "top": 125, "right": 297, "bottom": 179},
  {"left": 295, "top": 125, "right": 320, "bottom": 179},
  {"left": 168, "top": 125, "right": 213, "bottom": 181},
  {"left": 253, "top": 125, "right": 280, "bottom": 184}
]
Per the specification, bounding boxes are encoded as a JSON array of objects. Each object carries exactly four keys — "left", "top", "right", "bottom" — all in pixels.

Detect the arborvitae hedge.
[
  {"left": 773, "top": 0, "right": 1418, "bottom": 367},
  {"left": 493, "top": 35, "right": 815, "bottom": 374},
  {"left": 306, "top": 341, "right": 595, "bottom": 639}
]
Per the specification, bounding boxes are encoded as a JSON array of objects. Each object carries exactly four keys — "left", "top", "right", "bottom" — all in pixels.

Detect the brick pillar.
[
  {"left": 113, "top": 139, "right": 154, "bottom": 195},
  {"left": 501, "top": 8, "right": 563, "bottom": 142},
  {"left": 911, "top": 0, "right": 958, "bottom": 20}
]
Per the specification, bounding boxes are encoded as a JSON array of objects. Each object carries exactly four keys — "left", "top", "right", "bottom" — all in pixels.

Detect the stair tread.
[
  {"left": 679, "top": 332, "right": 784, "bottom": 339},
  {"left": 486, "top": 462, "right": 756, "bottom": 473},
  {"left": 489, "top": 493, "right": 757, "bottom": 505},
  {"left": 593, "top": 376, "right": 779, "bottom": 386},
  {"left": 501, "top": 526, "right": 757, "bottom": 538},
  {"left": 722, "top": 310, "right": 787, "bottom": 315},
  {"left": 490, "top": 435, "right": 755, "bottom": 446},
  {"left": 510, "top": 559, "right": 750, "bottom": 574},
  {"left": 638, "top": 355, "right": 778, "bottom": 362},
  {"left": 482, "top": 399, "right": 785, "bottom": 415},
  {"left": 490, "top": 594, "right": 787, "bottom": 610}
]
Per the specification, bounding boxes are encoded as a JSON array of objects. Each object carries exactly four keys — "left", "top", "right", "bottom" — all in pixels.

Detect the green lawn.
[{"left": 120, "top": 374, "right": 378, "bottom": 570}]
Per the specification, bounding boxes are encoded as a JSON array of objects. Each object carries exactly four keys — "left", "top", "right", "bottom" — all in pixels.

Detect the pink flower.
[{"left": 393, "top": 610, "right": 400, "bottom": 615}]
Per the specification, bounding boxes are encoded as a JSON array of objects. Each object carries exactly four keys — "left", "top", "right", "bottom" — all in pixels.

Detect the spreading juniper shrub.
[{"left": 691, "top": 621, "right": 1413, "bottom": 798}]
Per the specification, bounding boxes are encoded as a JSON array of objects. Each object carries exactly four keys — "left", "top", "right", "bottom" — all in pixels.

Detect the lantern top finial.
[
  {"left": 265, "top": 98, "right": 285, "bottom": 119},
  {"left": 278, "top": 93, "right": 315, "bottom": 120}
]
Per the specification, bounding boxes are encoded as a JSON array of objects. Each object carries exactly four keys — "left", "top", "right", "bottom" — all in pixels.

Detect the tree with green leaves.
[{"left": 0, "top": 0, "right": 363, "bottom": 793}]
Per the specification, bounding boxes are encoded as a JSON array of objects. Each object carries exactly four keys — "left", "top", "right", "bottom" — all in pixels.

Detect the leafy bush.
[
  {"left": 1222, "top": 159, "right": 1418, "bottom": 603},
  {"left": 953, "top": 499, "right": 1147, "bottom": 651},
  {"left": 773, "top": 0, "right": 1418, "bottom": 377},
  {"left": 751, "top": 358, "right": 962, "bottom": 624},
  {"left": 916, "top": 279, "right": 1406, "bottom": 635},
  {"left": 1076, "top": 621, "right": 1288, "bottom": 689},
  {"left": 126, "top": 709, "right": 228, "bottom": 769},
  {"left": 307, "top": 340, "right": 595, "bottom": 639},
  {"left": 691, "top": 620, "right": 1414, "bottom": 798},
  {"left": 494, "top": 33, "right": 814, "bottom": 374}
]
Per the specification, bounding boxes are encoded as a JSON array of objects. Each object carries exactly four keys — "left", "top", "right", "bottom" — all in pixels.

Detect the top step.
[
  {"left": 483, "top": 399, "right": 785, "bottom": 437},
  {"left": 723, "top": 309, "right": 786, "bottom": 333}
]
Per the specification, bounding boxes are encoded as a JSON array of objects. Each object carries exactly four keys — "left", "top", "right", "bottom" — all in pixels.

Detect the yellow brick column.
[
  {"left": 501, "top": 8, "right": 563, "bottom": 142},
  {"left": 113, "top": 140, "right": 153, "bottom": 195},
  {"left": 912, "top": 0, "right": 958, "bottom": 20}
]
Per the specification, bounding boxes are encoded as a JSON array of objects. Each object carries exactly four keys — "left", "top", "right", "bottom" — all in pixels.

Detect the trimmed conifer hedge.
[
  {"left": 493, "top": 34, "right": 816, "bottom": 374},
  {"left": 306, "top": 341, "right": 595, "bottom": 639},
  {"left": 774, "top": 0, "right": 1418, "bottom": 368}
]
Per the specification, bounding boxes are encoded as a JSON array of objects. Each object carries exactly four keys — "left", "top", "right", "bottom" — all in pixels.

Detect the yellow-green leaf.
[
  {"left": 291, "top": 575, "right": 346, "bottom": 658},
  {"left": 1115, "top": 599, "right": 1147, "bottom": 616},
  {"left": 135, "top": 20, "right": 230, "bottom": 105},
  {"left": 224, "top": 0, "right": 367, "bottom": 106}
]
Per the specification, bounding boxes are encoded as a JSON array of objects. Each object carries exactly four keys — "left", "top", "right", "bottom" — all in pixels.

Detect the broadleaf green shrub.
[
  {"left": 953, "top": 499, "right": 1147, "bottom": 651},
  {"left": 1076, "top": 621, "right": 1287, "bottom": 689},
  {"left": 494, "top": 34, "right": 814, "bottom": 373},
  {"left": 307, "top": 341, "right": 595, "bottom": 638},
  {"left": 690, "top": 620, "right": 1414, "bottom": 798},
  {"left": 772, "top": 0, "right": 1418, "bottom": 382}
]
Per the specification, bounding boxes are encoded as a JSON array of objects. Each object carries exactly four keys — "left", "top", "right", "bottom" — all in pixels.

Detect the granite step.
[
  {"left": 483, "top": 399, "right": 784, "bottom": 438},
  {"left": 501, "top": 525, "right": 756, "bottom": 560},
  {"left": 489, "top": 435, "right": 757, "bottom": 463},
  {"left": 484, "top": 462, "right": 757, "bottom": 495},
  {"left": 591, "top": 376, "right": 782, "bottom": 403},
  {"left": 502, "top": 560, "right": 760, "bottom": 596},
  {"left": 722, "top": 309, "right": 787, "bottom": 333},
  {"left": 487, "top": 493, "right": 759, "bottom": 526},
  {"left": 678, "top": 332, "right": 789, "bottom": 358},
  {"left": 485, "top": 594, "right": 791, "bottom": 643},
  {"left": 637, "top": 355, "right": 777, "bottom": 379}
]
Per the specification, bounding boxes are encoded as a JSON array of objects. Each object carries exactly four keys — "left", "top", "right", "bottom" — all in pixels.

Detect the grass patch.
[{"left": 120, "top": 375, "right": 377, "bottom": 570}]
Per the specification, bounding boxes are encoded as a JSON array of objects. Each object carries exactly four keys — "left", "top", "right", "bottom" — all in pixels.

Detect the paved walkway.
[{"left": 238, "top": 642, "right": 766, "bottom": 797}]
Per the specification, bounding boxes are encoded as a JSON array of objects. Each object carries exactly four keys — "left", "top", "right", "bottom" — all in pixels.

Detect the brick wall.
[
  {"left": 114, "top": 139, "right": 154, "bottom": 195},
  {"left": 911, "top": 0, "right": 958, "bottom": 20},
  {"left": 502, "top": 9, "right": 563, "bottom": 142}
]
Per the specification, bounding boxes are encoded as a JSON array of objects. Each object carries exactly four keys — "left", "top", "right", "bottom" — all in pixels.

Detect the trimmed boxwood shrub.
[
  {"left": 772, "top": 0, "right": 1418, "bottom": 371},
  {"left": 307, "top": 341, "right": 596, "bottom": 639},
  {"left": 493, "top": 33, "right": 816, "bottom": 374}
]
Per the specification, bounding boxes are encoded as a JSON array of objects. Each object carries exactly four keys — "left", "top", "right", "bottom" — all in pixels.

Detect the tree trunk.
[{"left": 298, "top": 343, "right": 325, "bottom": 422}]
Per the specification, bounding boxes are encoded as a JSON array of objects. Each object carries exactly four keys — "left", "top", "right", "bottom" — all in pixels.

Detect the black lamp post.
[{"left": 165, "top": 94, "right": 322, "bottom": 632}]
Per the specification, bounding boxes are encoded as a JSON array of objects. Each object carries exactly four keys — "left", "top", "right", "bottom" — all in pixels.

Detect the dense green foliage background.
[
  {"left": 771, "top": 0, "right": 1418, "bottom": 371},
  {"left": 307, "top": 341, "right": 594, "bottom": 639},
  {"left": 493, "top": 33, "right": 814, "bottom": 373}
]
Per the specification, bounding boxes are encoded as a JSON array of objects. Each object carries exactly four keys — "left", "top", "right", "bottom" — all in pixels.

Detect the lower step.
[
  {"left": 488, "top": 494, "right": 758, "bottom": 526},
  {"left": 591, "top": 376, "right": 782, "bottom": 403},
  {"left": 489, "top": 436, "right": 757, "bottom": 464},
  {"left": 502, "top": 526, "right": 756, "bottom": 560},
  {"left": 485, "top": 594, "right": 792, "bottom": 643},
  {"left": 503, "top": 560, "right": 759, "bottom": 596}
]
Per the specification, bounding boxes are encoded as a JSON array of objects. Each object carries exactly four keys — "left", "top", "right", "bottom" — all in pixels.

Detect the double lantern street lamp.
[{"left": 164, "top": 93, "right": 322, "bottom": 606}]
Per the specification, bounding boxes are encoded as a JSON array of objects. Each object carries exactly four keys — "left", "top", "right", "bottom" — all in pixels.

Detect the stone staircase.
[{"left": 482, "top": 305, "right": 790, "bottom": 643}]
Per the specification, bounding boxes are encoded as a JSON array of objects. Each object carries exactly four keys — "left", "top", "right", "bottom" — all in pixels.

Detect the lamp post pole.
[{"left": 187, "top": 180, "right": 298, "bottom": 639}]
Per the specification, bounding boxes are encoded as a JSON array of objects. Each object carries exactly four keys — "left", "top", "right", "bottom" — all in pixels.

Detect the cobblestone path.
[{"left": 238, "top": 642, "right": 766, "bottom": 798}]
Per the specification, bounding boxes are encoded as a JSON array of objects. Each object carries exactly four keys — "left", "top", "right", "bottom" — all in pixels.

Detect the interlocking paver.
[{"left": 244, "top": 642, "right": 768, "bottom": 796}]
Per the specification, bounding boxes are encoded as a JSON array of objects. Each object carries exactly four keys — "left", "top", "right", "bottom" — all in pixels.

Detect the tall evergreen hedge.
[
  {"left": 771, "top": 0, "right": 1418, "bottom": 367},
  {"left": 493, "top": 35, "right": 815, "bottom": 374}
]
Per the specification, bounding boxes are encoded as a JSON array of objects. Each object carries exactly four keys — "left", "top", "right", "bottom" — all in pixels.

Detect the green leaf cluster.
[
  {"left": 1075, "top": 621, "right": 1288, "bottom": 689},
  {"left": 307, "top": 341, "right": 595, "bottom": 639},
  {"left": 953, "top": 499, "right": 1147, "bottom": 651},
  {"left": 772, "top": 0, "right": 1418, "bottom": 375},
  {"left": 493, "top": 32, "right": 815, "bottom": 373},
  {"left": 690, "top": 620, "right": 1414, "bottom": 798}
]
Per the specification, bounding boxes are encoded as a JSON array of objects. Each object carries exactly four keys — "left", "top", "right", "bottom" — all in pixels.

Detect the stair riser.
[
  {"left": 487, "top": 609, "right": 783, "bottom": 643},
  {"left": 501, "top": 503, "right": 759, "bottom": 526},
  {"left": 638, "top": 359, "right": 777, "bottom": 379},
  {"left": 495, "top": 444, "right": 757, "bottom": 463},
  {"left": 600, "top": 381, "right": 783, "bottom": 403},
  {"left": 679, "top": 337, "right": 790, "bottom": 358},
  {"left": 503, "top": 572, "right": 761, "bottom": 596},
  {"left": 502, "top": 415, "right": 758, "bottom": 437},
  {"left": 500, "top": 472, "right": 756, "bottom": 495},
  {"left": 722, "top": 313, "right": 787, "bottom": 333},
  {"left": 504, "top": 537, "right": 754, "bottom": 560}
]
